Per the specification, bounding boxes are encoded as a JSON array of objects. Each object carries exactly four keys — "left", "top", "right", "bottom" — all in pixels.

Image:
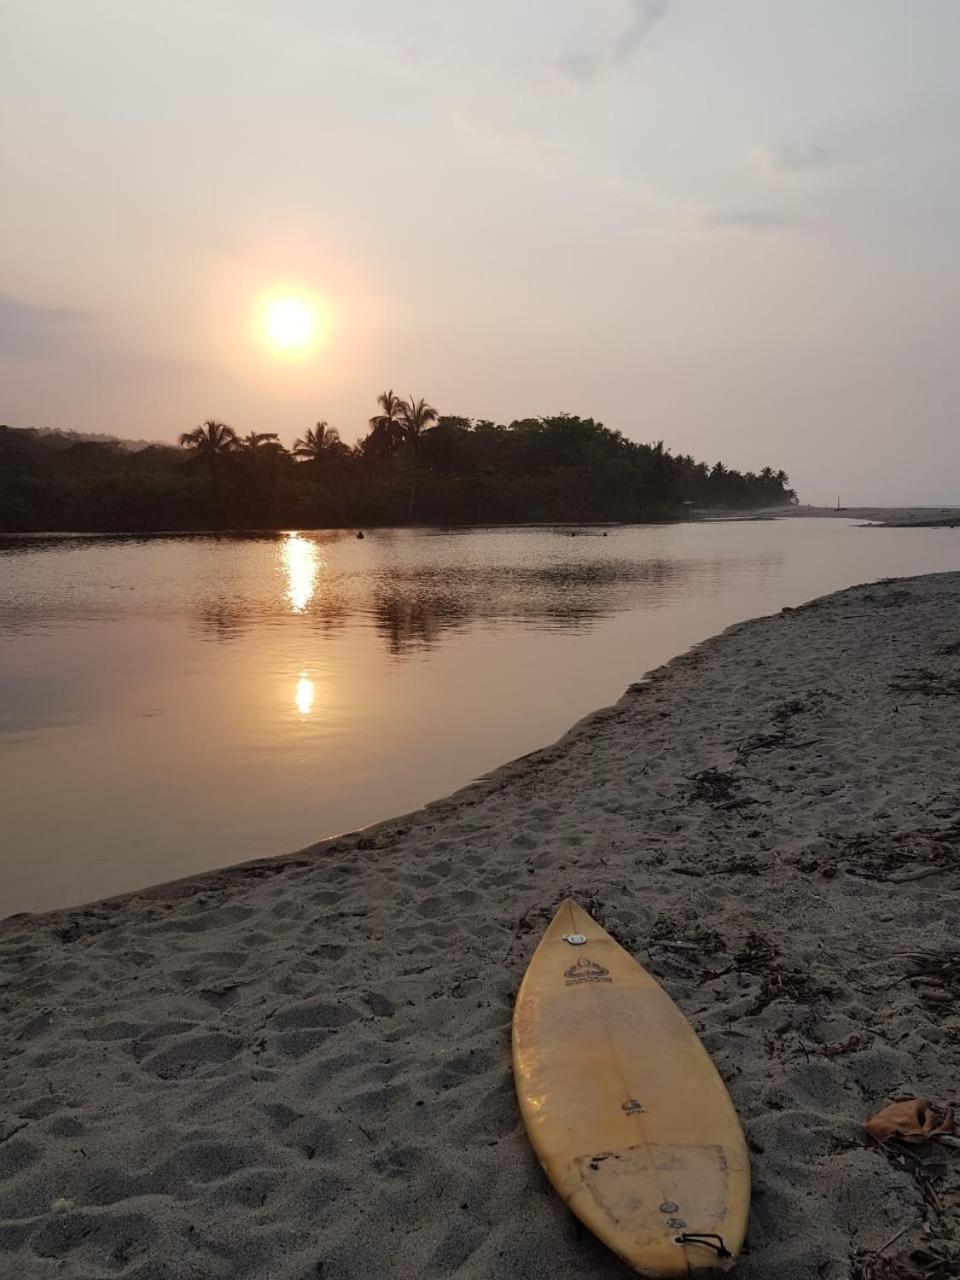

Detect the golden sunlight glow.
[
  {"left": 295, "top": 673, "right": 315, "bottom": 717},
  {"left": 259, "top": 290, "right": 328, "bottom": 356},
  {"left": 282, "top": 532, "right": 318, "bottom": 612}
]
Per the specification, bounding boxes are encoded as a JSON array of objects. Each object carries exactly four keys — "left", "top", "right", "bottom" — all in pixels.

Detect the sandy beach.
[
  {"left": 776, "top": 505, "right": 960, "bottom": 527},
  {"left": 3, "top": 571, "right": 960, "bottom": 1279}
]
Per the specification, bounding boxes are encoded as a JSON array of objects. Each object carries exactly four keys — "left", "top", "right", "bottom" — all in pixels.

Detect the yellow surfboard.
[{"left": 512, "top": 900, "right": 750, "bottom": 1277}]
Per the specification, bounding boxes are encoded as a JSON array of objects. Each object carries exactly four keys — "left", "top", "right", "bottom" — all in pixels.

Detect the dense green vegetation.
[{"left": 0, "top": 394, "right": 795, "bottom": 532}]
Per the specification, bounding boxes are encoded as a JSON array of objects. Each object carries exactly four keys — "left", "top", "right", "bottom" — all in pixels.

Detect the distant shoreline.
[
  {"left": 6, "top": 502, "right": 960, "bottom": 540},
  {"left": 0, "top": 513, "right": 748, "bottom": 539},
  {"left": 772, "top": 503, "right": 960, "bottom": 527},
  {"left": 9, "top": 504, "right": 960, "bottom": 540}
]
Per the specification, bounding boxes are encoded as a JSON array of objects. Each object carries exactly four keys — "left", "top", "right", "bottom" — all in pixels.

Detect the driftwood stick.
[
  {"left": 887, "top": 863, "right": 959, "bottom": 884},
  {"left": 649, "top": 940, "right": 706, "bottom": 952},
  {"left": 876, "top": 1222, "right": 911, "bottom": 1255}
]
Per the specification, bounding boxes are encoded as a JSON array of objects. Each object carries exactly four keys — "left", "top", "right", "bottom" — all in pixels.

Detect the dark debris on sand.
[
  {"left": 827, "top": 824, "right": 960, "bottom": 884},
  {"left": 903, "top": 951, "right": 960, "bottom": 1013},
  {"left": 891, "top": 668, "right": 960, "bottom": 698},
  {"left": 687, "top": 766, "right": 739, "bottom": 804},
  {"left": 699, "top": 931, "right": 827, "bottom": 1015},
  {"left": 850, "top": 1246, "right": 960, "bottom": 1280}
]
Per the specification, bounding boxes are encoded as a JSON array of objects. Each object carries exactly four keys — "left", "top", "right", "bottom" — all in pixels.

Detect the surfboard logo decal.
[{"left": 564, "top": 956, "right": 612, "bottom": 985}]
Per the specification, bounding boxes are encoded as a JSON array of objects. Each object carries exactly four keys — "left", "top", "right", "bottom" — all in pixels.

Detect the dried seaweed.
[
  {"left": 649, "top": 914, "right": 724, "bottom": 954},
  {"left": 891, "top": 667, "right": 960, "bottom": 698},
  {"left": 822, "top": 1033, "right": 865, "bottom": 1058},
  {"left": 829, "top": 824, "right": 960, "bottom": 883},
  {"left": 849, "top": 1251, "right": 960, "bottom": 1280},
  {"left": 735, "top": 933, "right": 779, "bottom": 969},
  {"left": 877, "top": 1140, "right": 952, "bottom": 1216},
  {"left": 773, "top": 697, "right": 808, "bottom": 722},
  {"left": 715, "top": 855, "right": 772, "bottom": 876},
  {"left": 909, "top": 1249, "right": 960, "bottom": 1278},
  {"left": 738, "top": 728, "right": 790, "bottom": 756},
  {"left": 688, "top": 767, "right": 739, "bottom": 804},
  {"left": 850, "top": 1251, "right": 923, "bottom": 1280},
  {"left": 705, "top": 932, "right": 824, "bottom": 1014},
  {"left": 860, "top": 588, "right": 914, "bottom": 608},
  {"left": 736, "top": 694, "right": 825, "bottom": 760},
  {"left": 903, "top": 950, "right": 960, "bottom": 1012}
]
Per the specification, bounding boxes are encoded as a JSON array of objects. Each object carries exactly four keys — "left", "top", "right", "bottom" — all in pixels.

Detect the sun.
[
  {"left": 258, "top": 291, "right": 327, "bottom": 356},
  {"left": 268, "top": 297, "right": 314, "bottom": 349}
]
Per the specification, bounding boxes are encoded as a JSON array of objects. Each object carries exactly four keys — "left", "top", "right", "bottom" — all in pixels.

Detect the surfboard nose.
[{"left": 545, "top": 898, "right": 606, "bottom": 943}]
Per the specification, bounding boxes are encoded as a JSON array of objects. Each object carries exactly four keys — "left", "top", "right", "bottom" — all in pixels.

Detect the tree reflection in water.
[{"left": 189, "top": 537, "right": 689, "bottom": 656}]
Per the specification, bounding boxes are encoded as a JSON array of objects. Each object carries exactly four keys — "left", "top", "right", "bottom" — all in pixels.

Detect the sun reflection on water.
[
  {"left": 282, "top": 532, "right": 318, "bottom": 613},
  {"left": 295, "top": 672, "right": 315, "bottom": 717}
]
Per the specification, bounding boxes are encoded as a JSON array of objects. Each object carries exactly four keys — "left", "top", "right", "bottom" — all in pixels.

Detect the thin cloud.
[
  {"left": 558, "top": 0, "right": 671, "bottom": 84},
  {"left": 707, "top": 209, "right": 791, "bottom": 230},
  {"left": 755, "top": 143, "right": 830, "bottom": 176},
  {"left": 556, "top": 51, "right": 600, "bottom": 85},
  {"left": 0, "top": 295, "right": 91, "bottom": 356},
  {"left": 612, "top": 0, "right": 671, "bottom": 65}
]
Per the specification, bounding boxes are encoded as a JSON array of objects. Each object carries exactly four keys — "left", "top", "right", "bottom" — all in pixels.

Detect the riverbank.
[
  {"left": 774, "top": 504, "right": 960, "bottom": 526},
  {"left": 3, "top": 573, "right": 960, "bottom": 1278}
]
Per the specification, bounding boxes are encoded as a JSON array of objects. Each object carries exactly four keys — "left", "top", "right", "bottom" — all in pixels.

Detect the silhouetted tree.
[
  {"left": 178, "top": 420, "right": 239, "bottom": 524},
  {"left": 239, "top": 432, "right": 288, "bottom": 525},
  {"left": 178, "top": 420, "right": 239, "bottom": 478},
  {"left": 399, "top": 395, "right": 437, "bottom": 519},
  {"left": 0, "top": 410, "right": 796, "bottom": 533},
  {"left": 366, "top": 391, "right": 405, "bottom": 464},
  {"left": 243, "top": 431, "right": 280, "bottom": 451},
  {"left": 293, "top": 422, "right": 347, "bottom": 467}
]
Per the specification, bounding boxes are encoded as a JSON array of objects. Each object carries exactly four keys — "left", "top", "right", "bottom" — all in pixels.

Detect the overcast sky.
[{"left": 2, "top": 1, "right": 958, "bottom": 503}]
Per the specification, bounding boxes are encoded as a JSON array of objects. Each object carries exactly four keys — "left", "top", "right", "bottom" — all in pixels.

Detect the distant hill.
[{"left": 28, "top": 427, "right": 159, "bottom": 453}]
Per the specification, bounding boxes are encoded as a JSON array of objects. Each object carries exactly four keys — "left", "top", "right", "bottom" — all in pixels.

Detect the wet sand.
[{"left": 2, "top": 572, "right": 960, "bottom": 1278}]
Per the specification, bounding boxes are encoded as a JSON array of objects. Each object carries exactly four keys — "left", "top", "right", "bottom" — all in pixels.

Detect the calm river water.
[{"left": 2, "top": 519, "right": 959, "bottom": 914}]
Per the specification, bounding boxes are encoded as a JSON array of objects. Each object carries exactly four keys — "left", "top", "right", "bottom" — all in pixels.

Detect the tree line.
[{"left": 0, "top": 392, "right": 795, "bottom": 532}]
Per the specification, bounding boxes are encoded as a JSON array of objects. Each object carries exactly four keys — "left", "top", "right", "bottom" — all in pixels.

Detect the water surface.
[{"left": 2, "top": 520, "right": 959, "bottom": 914}]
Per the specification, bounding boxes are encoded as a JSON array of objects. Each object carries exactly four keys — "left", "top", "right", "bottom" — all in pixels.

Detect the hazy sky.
[{"left": 2, "top": 1, "right": 958, "bottom": 503}]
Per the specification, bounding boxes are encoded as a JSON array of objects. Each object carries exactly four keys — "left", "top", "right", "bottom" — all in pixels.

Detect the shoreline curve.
[{"left": 3, "top": 567, "right": 955, "bottom": 928}]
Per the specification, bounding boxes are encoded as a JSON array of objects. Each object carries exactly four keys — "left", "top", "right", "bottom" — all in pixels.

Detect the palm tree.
[
  {"left": 240, "top": 432, "right": 285, "bottom": 525},
  {"left": 366, "top": 390, "right": 406, "bottom": 461},
  {"left": 243, "top": 431, "right": 280, "bottom": 452},
  {"left": 400, "top": 396, "right": 438, "bottom": 449},
  {"left": 178, "top": 420, "right": 239, "bottom": 478},
  {"left": 179, "top": 418, "right": 238, "bottom": 456},
  {"left": 400, "top": 395, "right": 438, "bottom": 519},
  {"left": 293, "top": 421, "right": 347, "bottom": 466},
  {"left": 178, "top": 419, "right": 239, "bottom": 526}
]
